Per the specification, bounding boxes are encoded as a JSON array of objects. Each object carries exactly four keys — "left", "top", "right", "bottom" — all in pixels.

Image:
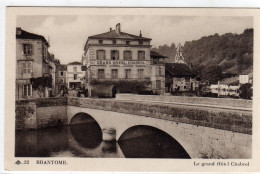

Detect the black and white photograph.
[{"left": 3, "top": 7, "right": 259, "bottom": 172}]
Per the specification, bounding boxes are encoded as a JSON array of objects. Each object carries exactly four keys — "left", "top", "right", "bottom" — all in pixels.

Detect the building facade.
[
  {"left": 58, "top": 64, "right": 68, "bottom": 90},
  {"left": 48, "top": 54, "right": 61, "bottom": 96},
  {"left": 83, "top": 23, "right": 165, "bottom": 95},
  {"left": 16, "top": 27, "right": 54, "bottom": 99},
  {"left": 67, "top": 61, "right": 86, "bottom": 89},
  {"left": 165, "top": 44, "right": 198, "bottom": 93},
  {"left": 239, "top": 73, "right": 253, "bottom": 84},
  {"left": 150, "top": 51, "right": 167, "bottom": 94}
]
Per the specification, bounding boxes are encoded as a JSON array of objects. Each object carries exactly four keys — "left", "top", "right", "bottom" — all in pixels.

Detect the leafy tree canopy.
[
  {"left": 153, "top": 28, "right": 253, "bottom": 83},
  {"left": 30, "top": 76, "right": 52, "bottom": 97},
  {"left": 239, "top": 83, "right": 252, "bottom": 99}
]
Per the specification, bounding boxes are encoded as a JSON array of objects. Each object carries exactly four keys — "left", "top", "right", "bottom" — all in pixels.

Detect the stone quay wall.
[
  {"left": 67, "top": 97, "right": 252, "bottom": 135},
  {"left": 16, "top": 97, "right": 67, "bottom": 130}
]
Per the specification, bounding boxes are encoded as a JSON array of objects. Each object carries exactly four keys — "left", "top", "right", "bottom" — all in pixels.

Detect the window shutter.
[
  {"left": 27, "top": 62, "right": 31, "bottom": 73},
  {"left": 30, "top": 45, "right": 33, "bottom": 55},
  {"left": 22, "top": 44, "right": 25, "bottom": 55},
  {"left": 18, "top": 62, "right": 23, "bottom": 77},
  {"left": 116, "top": 51, "right": 119, "bottom": 59},
  {"left": 129, "top": 51, "right": 132, "bottom": 60},
  {"left": 22, "top": 62, "right": 26, "bottom": 73}
]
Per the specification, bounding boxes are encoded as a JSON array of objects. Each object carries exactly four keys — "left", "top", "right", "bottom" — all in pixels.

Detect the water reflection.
[
  {"left": 15, "top": 123, "right": 123, "bottom": 158},
  {"left": 118, "top": 126, "right": 191, "bottom": 158},
  {"left": 15, "top": 127, "right": 69, "bottom": 157},
  {"left": 69, "top": 122, "right": 102, "bottom": 149},
  {"left": 16, "top": 123, "right": 190, "bottom": 158}
]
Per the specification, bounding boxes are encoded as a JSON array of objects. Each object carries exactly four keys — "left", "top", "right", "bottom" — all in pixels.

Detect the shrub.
[
  {"left": 90, "top": 79, "right": 151, "bottom": 93},
  {"left": 239, "top": 83, "right": 253, "bottom": 99}
]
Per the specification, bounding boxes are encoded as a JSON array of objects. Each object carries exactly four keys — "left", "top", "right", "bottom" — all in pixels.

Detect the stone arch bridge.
[{"left": 16, "top": 97, "right": 252, "bottom": 159}]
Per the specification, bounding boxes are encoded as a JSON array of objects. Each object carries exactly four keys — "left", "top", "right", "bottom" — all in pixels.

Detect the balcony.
[
  {"left": 151, "top": 60, "right": 165, "bottom": 65},
  {"left": 43, "top": 73, "right": 52, "bottom": 77},
  {"left": 93, "top": 77, "right": 151, "bottom": 82},
  {"left": 21, "top": 73, "right": 32, "bottom": 79}
]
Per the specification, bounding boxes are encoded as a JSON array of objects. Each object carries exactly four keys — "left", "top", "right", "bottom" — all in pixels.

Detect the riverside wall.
[{"left": 15, "top": 97, "right": 67, "bottom": 130}]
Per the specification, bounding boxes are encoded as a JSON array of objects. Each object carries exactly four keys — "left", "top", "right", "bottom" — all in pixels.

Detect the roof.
[
  {"left": 150, "top": 51, "right": 168, "bottom": 59},
  {"left": 165, "top": 63, "right": 196, "bottom": 77},
  {"left": 59, "top": 64, "right": 67, "bottom": 71},
  {"left": 68, "top": 61, "right": 82, "bottom": 65},
  {"left": 16, "top": 28, "right": 49, "bottom": 46},
  {"left": 88, "top": 30, "right": 151, "bottom": 41}
]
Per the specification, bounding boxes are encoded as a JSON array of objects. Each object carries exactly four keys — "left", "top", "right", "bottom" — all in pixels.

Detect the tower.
[{"left": 175, "top": 43, "right": 185, "bottom": 64}]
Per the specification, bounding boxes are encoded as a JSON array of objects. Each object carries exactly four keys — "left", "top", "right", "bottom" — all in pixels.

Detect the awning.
[{"left": 16, "top": 79, "right": 31, "bottom": 85}]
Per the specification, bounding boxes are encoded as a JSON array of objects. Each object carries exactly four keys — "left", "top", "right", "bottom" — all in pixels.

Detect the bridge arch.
[
  {"left": 118, "top": 125, "right": 191, "bottom": 158},
  {"left": 70, "top": 112, "right": 100, "bottom": 125},
  {"left": 67, "top": 106, "right": 204, "bottom": 158},
  {"left": 69, "top": 112, "right": 103, "bottom": 149}
]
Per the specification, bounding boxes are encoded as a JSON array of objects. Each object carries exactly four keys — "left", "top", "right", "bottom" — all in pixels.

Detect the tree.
[
  {"left": 202, "top": 64, "right": 223, "bottom": 84},
  {"left": 239, "top": 83, "right": 252, "bottom": 99},
  {"left": 30, "top": 76, "right": 52, "bottom": 98},
  {"left": 90, "top": 79, "right": 151, "bottom": 94}
]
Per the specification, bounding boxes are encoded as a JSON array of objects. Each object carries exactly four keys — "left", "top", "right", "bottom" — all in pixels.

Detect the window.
[
  {"left": 74, "top": 74, "right": 77, "bottom": 80},
  {"left": 23, "top": 85, "right": 27, "bottom": 96},
  {"left": 113, "top": 40, "right": 116, "bottom": 44},
  {"left": 23, "top": 84, "right": 31, "bottom": 96},
  {"left": 138, "top": 69, "right": 144, "bottom": 79},
  {"left": 111, "top": 69, "right": 118, "bottom": 79},
  {"left": 126, "top": 41, "right": 130, "bottom": 45},
  {"left": 22, "top": 61, "right": 32, "bottom": 74},
  {"left": 158, "top": 67, "right": 162, "bottom": 76},
  {"left": 139, "top": 41, "right": 143, "bottom": 45},
  {"left": 43, "top": 46, "right": 48, "bottom": 59},
  {"left": 60, "top": 71, "right": 63, "bottom": 76},
  {"left": 23, "top": 44, "right": 33, "bottom": 55},
  {"left": 111, "top": 50, "right": 119, "bottom": 60},
  {"left": 98, "top": 69, "right": 105, "bottom": 79},
  {"left": 125, "top": 69, "right": 131, "bottom": 79},
  {"left": 138, "top": 51, "right": 145, "bottom": 60},
  {"left": 73, "top": 67, "right": 77, "bottom": 72},
  {"left": 97, "top": 50, "right": 106, "bottom": 59},
  {"left": 156, "top": 80, "right": 161, "bottom": 89},
  {"left": 124, "top": 51, "right": 132, "bottom": 60},
  {"left": 99, "top": 40, "right": 103, "bottom": 44}
]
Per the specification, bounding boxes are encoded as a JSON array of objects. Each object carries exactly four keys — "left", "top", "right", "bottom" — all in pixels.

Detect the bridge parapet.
[
  {"left": 67, "top": 97, "right": 252, "bottom": 135},
  {"left": 116, "top": 94, "right": 252, "bottom": 109}
]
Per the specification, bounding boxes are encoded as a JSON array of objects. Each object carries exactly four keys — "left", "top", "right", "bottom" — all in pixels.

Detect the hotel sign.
[{"left": 90, "top": 60, "right": 148, "bottom": 66}]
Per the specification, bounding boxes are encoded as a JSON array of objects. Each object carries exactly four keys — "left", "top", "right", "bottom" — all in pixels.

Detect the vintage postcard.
[{"left": 4, "top": 7, "right": 260, "bottom": 172}]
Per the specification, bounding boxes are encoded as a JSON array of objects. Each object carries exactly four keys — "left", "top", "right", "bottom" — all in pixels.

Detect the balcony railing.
[
  {"left": 151, "top": 60, "right": 165, "bottom": 65},
  {"left": 93, "top": 77, "right": 151, "bottom": 81},
  {"left": 18, "top": 73, "right": 32, "bottom": 79},
  {"left": 43, "top": 73, "right": 52, "bottom": 77}
]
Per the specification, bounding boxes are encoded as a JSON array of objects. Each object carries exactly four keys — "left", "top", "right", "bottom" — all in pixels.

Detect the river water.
[{"left": 15, "top": 122, "right": 190, "bottom": 158}]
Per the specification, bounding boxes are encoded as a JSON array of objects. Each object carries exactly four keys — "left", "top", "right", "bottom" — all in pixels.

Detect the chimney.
[
  {"left": 116, "top": 23, "right": 121, "bottom": 34},
  {"left": 140, "top": 30, "right": 142, "bottom": 37},
  {"left": 110, "top": 27, "right": 112, "bottom": 31},
  {"left": 16, "top": 27, "right": 22, "bottom": 35}
]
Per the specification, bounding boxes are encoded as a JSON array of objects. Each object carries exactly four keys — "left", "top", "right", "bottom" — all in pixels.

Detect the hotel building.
[{"left": 83, "top": 23, "right": 166, "bottom": 95}]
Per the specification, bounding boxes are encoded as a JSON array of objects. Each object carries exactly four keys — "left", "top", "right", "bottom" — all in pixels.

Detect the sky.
[{"left": 17, "top": 15, "right": 253, "bottom": 64}]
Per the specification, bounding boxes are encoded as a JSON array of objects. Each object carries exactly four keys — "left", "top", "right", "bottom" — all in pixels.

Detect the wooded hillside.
[{"left": 152, "top": 28, "right": 253, "bottom": 76}]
